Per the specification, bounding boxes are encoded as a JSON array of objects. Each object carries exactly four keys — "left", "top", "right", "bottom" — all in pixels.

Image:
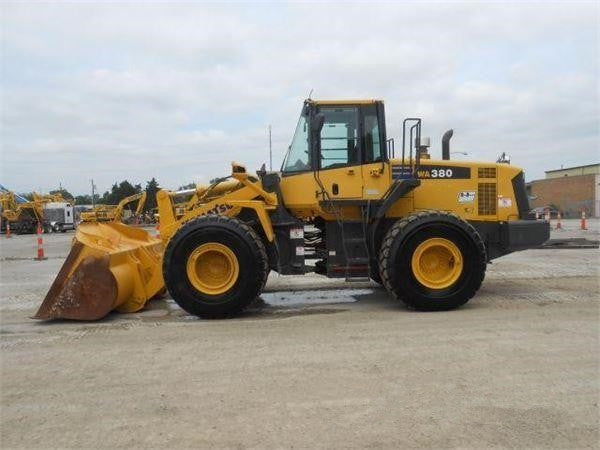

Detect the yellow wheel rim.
[
  {"left": 411, "top": 238, "right": 463, "bottom": 290},
  {"left": 186, "top": 243, "right": 239, "bottom": 295}
]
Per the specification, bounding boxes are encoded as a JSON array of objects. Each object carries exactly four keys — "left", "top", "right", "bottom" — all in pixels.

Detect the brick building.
[{"left": 527, "top": 163, "right": 600, "bottom": 217}]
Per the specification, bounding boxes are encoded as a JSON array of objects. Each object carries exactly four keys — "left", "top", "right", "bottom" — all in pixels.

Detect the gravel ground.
[{"left": 0, "top": 219, "right": 598, "bottom": 448}]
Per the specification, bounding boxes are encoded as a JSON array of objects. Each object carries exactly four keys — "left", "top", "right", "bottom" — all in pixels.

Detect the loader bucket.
[{"left": 34, "top": 222, "right": 165, "bottom": 321}]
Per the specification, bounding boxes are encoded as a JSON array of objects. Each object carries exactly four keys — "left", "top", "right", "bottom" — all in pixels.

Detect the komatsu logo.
[{"left": 202, "top": 204, "right": 234, "bottom": 216}]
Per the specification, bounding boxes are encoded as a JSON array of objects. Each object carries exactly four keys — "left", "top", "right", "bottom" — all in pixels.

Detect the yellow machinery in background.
[
  {"left": 35, "top": 99, "right": 550, "bottom": 321},
  {"left": 0, "top": 191, "right": 65, "bottom": 234},
  {"left": 80, "top": 191, "right": 146, "bottom": 224},
  {"left": 33, "top": 192, "right": 65, "bottom": 203}
]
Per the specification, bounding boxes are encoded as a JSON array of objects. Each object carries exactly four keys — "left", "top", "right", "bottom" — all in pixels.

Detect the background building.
[{"left": 527, "top": 164, "right": 600, "bottom": 217}]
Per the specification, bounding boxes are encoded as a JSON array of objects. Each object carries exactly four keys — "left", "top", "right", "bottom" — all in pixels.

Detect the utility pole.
[
  {"left": 91, "top": 179, "right": 96, "bottom": 208},
  {"left": 269, "top": 124, "right": 272, "bottom": 171}
]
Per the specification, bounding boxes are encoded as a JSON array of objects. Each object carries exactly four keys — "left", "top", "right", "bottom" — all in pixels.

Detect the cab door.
[
  {"left": 361, "top": 102, "right": 391, "bottom": 200},
  {"left": 315, "top": 106, "right": 363, "bottom": 198}
]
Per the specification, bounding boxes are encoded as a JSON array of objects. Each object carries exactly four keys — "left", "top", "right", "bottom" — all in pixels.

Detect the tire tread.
[
  {"left": 378, "top": 210, "right": 486, "bottom": 310},
  {"left": 163, "top": 214, "right": 268, "bottom": 318}
]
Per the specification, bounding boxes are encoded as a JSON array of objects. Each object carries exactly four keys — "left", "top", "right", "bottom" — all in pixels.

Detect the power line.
[{"left": 269, "top": 124, "right": 272, "bottom": 171}]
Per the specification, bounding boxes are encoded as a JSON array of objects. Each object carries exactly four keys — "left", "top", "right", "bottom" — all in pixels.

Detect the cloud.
[{"left": 0, "top": 2, "right": 598, "bottom": 194}]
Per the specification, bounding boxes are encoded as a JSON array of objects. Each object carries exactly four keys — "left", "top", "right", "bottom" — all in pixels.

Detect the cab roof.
[{"left": 308, "top": 99, "right": 383, "bottom": 105}]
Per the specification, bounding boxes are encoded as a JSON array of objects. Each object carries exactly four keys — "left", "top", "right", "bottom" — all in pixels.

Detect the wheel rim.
[
  {"left": 186, "top": 243, "right": 239, "bottom": 295},
  {"left": 411, "top": 238, "right": 463, "bottom": 290}
]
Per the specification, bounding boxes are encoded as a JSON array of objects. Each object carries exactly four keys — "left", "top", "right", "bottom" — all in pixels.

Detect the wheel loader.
[{"left": 34, "top": 99, "right": 550, "bottom": 320}]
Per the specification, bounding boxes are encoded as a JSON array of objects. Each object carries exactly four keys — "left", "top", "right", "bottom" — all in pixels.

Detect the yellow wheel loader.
[{"left": 35, "top": 99, "right": 550, "bottom": 320}]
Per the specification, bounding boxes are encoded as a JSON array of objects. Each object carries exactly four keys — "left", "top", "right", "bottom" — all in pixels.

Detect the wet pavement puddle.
[
  {"left": 139, "top": 288, "right": 377, "bottom": 322},
  {"left": 260, "top": 288, "right": 374, "bottom": 307}
]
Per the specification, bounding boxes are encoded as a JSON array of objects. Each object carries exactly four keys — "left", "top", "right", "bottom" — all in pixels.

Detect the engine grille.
[
  {"left": 478, "top": 167, "right": 497, "bottom": 178},
  {"left": 478, "top": 182, "right": 497, "bottom": 215}
]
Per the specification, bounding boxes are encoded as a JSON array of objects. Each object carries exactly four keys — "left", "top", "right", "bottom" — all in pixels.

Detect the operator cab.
[
  {"left": 281, "top": 99, "right": 388, "bottom": 175},
  {"left": 278, "top": 98, "right": 424, "bottom": 205}
]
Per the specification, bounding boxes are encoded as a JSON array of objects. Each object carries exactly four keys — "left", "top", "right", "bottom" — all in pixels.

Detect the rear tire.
[
  {"left": 379, "top": 210, "right": 486, "bottom": 311},
  {"left": 163, "top": 215, "right": 268, "bottom": 318}
]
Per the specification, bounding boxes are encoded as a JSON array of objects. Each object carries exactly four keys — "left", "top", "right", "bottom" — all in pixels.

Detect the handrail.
[{"left": 401, "top": 118, "right": 422, "bottom": 178}]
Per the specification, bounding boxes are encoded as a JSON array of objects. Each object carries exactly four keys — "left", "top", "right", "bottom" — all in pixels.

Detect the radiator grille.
[
  {"left": 478, "top": 167, "right": 497, "bottom": 178},
  {"left": 478, "top": 183, "right": 497, "bottom": 215}
]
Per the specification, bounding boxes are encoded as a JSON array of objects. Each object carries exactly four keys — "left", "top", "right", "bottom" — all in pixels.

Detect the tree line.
[
  {"left": 18, "top": 178, "right": 203, "bottom": 212},
  {"left": 19, "top": 177, "right": 175, "bottom": 213}
]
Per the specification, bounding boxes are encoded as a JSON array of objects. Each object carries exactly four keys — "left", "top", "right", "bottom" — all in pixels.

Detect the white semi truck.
[{"left": 43, "top": 202, "right": 75, "bottom": 232}]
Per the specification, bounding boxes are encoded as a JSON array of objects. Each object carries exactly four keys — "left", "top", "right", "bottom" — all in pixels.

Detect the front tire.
[
  {"left": 163, "top": 215, "right": 268, "bottom": 318},
  {"left": 379, "top": 211, "right": 486, "bottom": 311}
]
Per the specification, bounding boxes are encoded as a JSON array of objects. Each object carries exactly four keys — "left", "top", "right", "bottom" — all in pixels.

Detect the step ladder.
[{"left": 339, "top": 223, "right": 371, "bottom": 282}]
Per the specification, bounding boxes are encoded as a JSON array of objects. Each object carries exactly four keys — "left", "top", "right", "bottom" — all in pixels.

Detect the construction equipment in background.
[
  {"left": 0, "top": 190, "right": 66, "bottom": 234},
  {"left": 1, "top": 191, "right": 44, "bottom": 233},
  {"left": 80, "top": 192, "right": 146, "bottom": 224},
  {"left": 43, "top": 201, "right": 75, "bottom": 233},
  {"left": 32, "top": 192, "right": 66, "bottom": 203},
  {"left": 35, "top": 98, "right": 550, "bottom": 321},
  {"left": 33, "top": 191, "right": 75, "bottom": 233}
]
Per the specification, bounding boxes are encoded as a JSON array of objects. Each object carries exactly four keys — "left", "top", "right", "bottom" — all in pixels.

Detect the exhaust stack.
[{"left": 442, "top": 129, "right": 453, "bottom": 160}]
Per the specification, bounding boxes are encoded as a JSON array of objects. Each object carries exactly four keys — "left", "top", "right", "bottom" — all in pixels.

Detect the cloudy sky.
[{"left": 1, "top": 1, "right": 598, "bottom": 195}]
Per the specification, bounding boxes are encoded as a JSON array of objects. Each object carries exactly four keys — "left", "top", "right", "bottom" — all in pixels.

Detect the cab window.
[
  {"left": 363, "top": 104, "right": 383, "bottom": 162},
  {"left": 283, "top": 114, "right": 310, "bottom": 172},
  {"left": 319, "top": 107, "right": 359, "bottom": 169}
]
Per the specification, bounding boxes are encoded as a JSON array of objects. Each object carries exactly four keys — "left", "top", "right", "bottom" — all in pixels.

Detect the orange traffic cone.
[
  {"left": 556, "top": 211, "right": 562, "bottom": 229},
  {"left": 580, "top": 211, "right": 587, "bottom": 230},
  {"left": 35, "top": 223, "right": 47, "bottom": 261},
  {"left": 5, "top": 220, "right": 12, "bottom": 238},
  {"left": 155, "top": 222, "right": 160, "bottom": 239}
]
